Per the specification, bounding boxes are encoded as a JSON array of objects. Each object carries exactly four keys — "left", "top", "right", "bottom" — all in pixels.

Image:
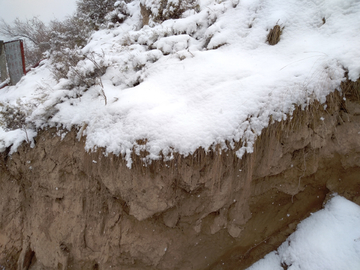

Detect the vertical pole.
[
  {"left": 0, "top": 40, "right": 8, "bottom": 82},
  {"left": 19, "top": 40, "right": 27, "bottom": 74}
]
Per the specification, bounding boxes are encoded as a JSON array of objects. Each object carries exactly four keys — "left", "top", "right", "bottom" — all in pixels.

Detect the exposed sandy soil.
[{"left": 1, "top": 81, "right": 360, "bottom": 270}]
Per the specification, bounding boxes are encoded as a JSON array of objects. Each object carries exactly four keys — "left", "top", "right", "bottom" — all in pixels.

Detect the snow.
[
  {"left": 0, "top": 0, "right": 359, "bottom": 167},
  {"left": 246, "top": 195, "right": 360, "bottom": 270}
]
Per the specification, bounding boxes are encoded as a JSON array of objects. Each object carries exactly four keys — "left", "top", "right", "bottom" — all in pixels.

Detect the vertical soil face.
[{"left": 1, "top": 83, "right": 360, "bottom": 270}]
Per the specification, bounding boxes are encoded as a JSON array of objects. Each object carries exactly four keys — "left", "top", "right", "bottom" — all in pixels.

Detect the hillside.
[
  {"left": 0, "top": 0, "right": 360, "bottom": 269},
  {"left": 1, "top": 0, "right": 359, "bottom": 164}
]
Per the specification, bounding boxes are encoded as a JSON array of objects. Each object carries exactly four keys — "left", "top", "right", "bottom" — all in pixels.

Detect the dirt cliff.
[{"left": 1, "top": 80, "right": 360, "bottom": 270}]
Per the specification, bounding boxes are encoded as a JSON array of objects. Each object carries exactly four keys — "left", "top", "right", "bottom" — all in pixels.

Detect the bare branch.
[{"left": 0, "top": 17, "right": 49, "bottom": 47}]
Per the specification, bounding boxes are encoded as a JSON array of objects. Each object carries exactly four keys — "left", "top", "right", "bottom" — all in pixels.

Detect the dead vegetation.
[
  {"left": 267, "top": 24, "right": 283, "bottom": 45},
  {"left": 140, "top": 0, "right": 199, "bottom": 26},
  {"left": 341, "top": 76, "right": 360, "bottom": 100},
  {"left": 0, "top": 102, "right": 32, "bottom": 143}
]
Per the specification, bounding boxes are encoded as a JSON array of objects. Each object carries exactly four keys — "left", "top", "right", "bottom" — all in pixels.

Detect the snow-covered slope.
[
  {"left": 0, "top": 0, "right": 359, "bottom": 167},
  {"left": 246, "top": 195, "right": 360, "bottom": 270}
]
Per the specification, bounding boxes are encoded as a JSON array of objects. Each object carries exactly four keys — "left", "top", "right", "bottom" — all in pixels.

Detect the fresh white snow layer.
[
  {"left": 0, "top": 0, "right": 360, "bottom": 166},
  {"left": 246, "top": 195, "right": 360, "bottom": 270}
]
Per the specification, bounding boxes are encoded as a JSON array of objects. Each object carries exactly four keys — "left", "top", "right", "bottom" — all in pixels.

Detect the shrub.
[
  {"left": 140, "top": 0, "right": 199, "bottom": 25},
  {"left": 0, "top": 101, "right": 33, "bottom": 142},
  {"left": 76, "top": 0, "right": 119, "bottom": 29}
]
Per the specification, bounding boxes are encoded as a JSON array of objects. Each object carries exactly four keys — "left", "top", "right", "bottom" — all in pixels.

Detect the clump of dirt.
[{"left": 1, "top": 81, "right": 360, "bottom": 270}]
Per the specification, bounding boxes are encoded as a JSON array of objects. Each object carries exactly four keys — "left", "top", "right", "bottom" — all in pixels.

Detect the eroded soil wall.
[{"left": 1, "top": 83, "right": 360, "bottom": 270}]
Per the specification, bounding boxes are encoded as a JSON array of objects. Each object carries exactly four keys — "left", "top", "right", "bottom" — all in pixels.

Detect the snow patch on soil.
[{"left": 247, "top": 195, "right": 360, "bottom": 270}]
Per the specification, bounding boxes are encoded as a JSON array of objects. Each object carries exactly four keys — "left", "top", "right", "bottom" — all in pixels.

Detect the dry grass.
[
  {"left": 341, "top": 77, "right": 360, "bottom": 100},
  {"left": 267, "top": 25, "right": 283, "bottom": 45}
]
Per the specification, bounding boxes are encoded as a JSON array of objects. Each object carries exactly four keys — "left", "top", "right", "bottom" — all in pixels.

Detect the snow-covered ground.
[
  {"left": 1, "top": 1, "right": 359, "bottom": 268},
  {"left": 246, "top": 195, "right": 360, "bottom": 270},
  {"left": 0, "top": 0, "right": 359, "bottom": 168}
]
